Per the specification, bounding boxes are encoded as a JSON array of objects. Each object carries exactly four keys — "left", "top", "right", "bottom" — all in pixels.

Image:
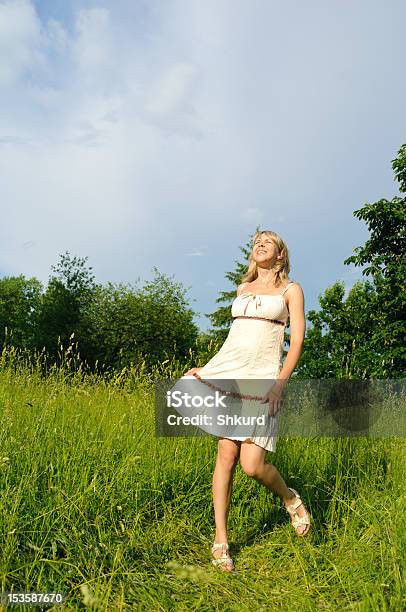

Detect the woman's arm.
[
  {"left": 276, "top": 283, "right": 306, "bottom": 386},
  {"left": 260, "top": 283, "right": 306, "bottom": 414}
]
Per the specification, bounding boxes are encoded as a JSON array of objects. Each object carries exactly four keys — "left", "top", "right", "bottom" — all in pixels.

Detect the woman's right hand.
[{"left": 183, "top": 367, "right": 202, "bottom": 377}]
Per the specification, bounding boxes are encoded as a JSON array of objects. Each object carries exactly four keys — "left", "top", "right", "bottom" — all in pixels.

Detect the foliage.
[
  {"left": 0, "top": 275, "right": 43, "bottom": 350},
  {"left": 50, "top": 251, "right": 96, "bottom": 297},
  {"left": 34, "top": 252, "right": 97, "bottom": 364},
  {"left": 342, "top": 143, "right": 406, "bottom": 377},
  {"left": 392, "top": 142, "right": 406, "bottom": 193},
  {"left": 298, "top": 143, "right": 406, "bottom": 378},
  {"left": 295, "top": 281, "right": 378, "bottom": 378},
  {"left": 205, "top": 226, "right": 260, "bottom": 344},
  {"left": 0, "top": 254, "right": 200, "bottom": 375},
  {"left": 83, "top": 267, "right": 199, "bottom": 371}
]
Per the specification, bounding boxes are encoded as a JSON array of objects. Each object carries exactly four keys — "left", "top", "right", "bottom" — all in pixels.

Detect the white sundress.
[{"left": 178, "top": 281, "right": 296, "bottom": 452}]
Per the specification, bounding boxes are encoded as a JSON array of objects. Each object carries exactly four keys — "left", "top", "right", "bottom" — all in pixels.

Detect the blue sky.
[{"left": 0, "top": 0, "right": 405, "bottom": 332}]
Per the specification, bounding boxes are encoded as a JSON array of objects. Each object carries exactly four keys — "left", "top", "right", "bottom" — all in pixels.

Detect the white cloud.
[
  {"left": 0, "top": 0, "right": 405, "bottom": 328},
  {"left": 45, "top": 18, "right": 69, "bottom": 55},
  {"left": 142, "top": 62, "right": 202, "bottom": 138},
  {"left": 72, "top": 8, "right": 115, "bottom": 90},
  {"left": 0, "top": 0, "right": 42, "bottom": 86},
  {"left": 145, "top": 62, "right": 198, "bottom": 117}
]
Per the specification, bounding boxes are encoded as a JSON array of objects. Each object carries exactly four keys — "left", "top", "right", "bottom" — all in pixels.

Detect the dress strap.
[{"left": 281, "top": 281, "right": 295, "bottom": 296}]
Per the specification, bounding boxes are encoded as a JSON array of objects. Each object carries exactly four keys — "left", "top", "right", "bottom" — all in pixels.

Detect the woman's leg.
[
  {"left": 212, "top": 437, "right": 240, "bottom": 545},
  {"left": 239, "top": 440, "right": 308, "bottom": 534}
]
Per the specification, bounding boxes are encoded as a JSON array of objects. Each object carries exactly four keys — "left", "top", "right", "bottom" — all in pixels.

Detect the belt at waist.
[
  {"left": 233, "top": 315, "right": 285, "bottom": 326},
  {"left": 192, "top": 372, "right": 264, "bottom": 400}
]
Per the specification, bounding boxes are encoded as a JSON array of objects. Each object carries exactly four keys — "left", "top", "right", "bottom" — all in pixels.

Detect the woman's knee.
[
  {"left": 216, "top": 439, "right": 240, "bottom": 471},
  {"left": 240, "top": 459, "right": 274, "bottom": 480},
  {"left": 240, "top": 460, "right": 262, "bottom": 479}
]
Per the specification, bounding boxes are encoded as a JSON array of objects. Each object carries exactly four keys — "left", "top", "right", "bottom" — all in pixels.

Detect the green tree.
[
  {"left": 205, "top": 227, "right": 259, "bottom": 345},
  {"left": 84, "top": 268, "right": 199, "bottom": 371},
  {"left": 35, "top": 252, "right": 97, "bottom": 362},
  {"left": 295, "top": 280, "right": 378, "bottom": 378},
  {"left": 298, "top": 143, "right": 405, "bottom": 378},
  {"left": 0, "top": 275, "right": 43, "bottom": 350},
  {"left": 343, "top": 143, "right": 406, "bottom": 377},
  {"left": 50, "top": 251, "right": 96, "bottom": 299}
]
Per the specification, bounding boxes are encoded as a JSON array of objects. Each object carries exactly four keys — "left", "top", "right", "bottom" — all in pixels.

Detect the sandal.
[
  {"left": 284, "top": 487, "right": 311, "bottom": 537},
  {"left": 211, "top": 542, "right": 234, "bottom": 571}
]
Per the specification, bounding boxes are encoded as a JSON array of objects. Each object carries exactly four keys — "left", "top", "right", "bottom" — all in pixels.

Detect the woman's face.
[{"left": 252, "top": 234, "right": 279, "bottom": 266}]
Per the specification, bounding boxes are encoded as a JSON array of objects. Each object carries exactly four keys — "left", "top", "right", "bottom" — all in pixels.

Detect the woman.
[{"left": 184, "top": 230, "right": 311, "bottom": 572}]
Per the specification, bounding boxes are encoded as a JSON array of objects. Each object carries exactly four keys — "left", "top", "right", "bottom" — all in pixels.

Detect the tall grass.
[{"left": 0, "top": 344, "right": 404, "bottom": 610}]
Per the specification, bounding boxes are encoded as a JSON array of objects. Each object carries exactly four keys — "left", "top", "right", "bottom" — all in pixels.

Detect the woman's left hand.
[{"left": 259, "top": 381, "right": 285, "bottom": 416}]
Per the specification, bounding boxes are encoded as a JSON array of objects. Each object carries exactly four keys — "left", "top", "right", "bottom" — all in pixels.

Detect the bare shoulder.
[
  {"left": 286, "top": 280, "right": 303, "bottom": 292},
  {"left": 236, "top": 282, "right": 248, "bottom": 296},
  {"left": 285, "top": 281, "right": 305, "bottom": 305}
]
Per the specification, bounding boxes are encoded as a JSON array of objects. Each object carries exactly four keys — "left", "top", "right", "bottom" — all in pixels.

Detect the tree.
[
  {"left": 35, "top": 252, "right": 97, "bottom": 362},
  {"left": 0, "top": 275, "right": 43, "bottom": 350},
  {"left": 392, "top": 143, "right": 406, "bottom": 193},
  {"left": 343, "top": 143, "right": 406, "bottom": 377},
  {"left": 50, "top": 251, "right": 96, "bottom": 303},
  {"left": 295, "top": 280, "right": 378, "bottom": 378},
  {"left": 205, "top": 227, "right": 260, "bottom": 345},
  {"left": 84, "top": 268, "right": 200, "bottom": 371},
  {"left": 298, "top": 143, "right": 406, "bottom": 379}
]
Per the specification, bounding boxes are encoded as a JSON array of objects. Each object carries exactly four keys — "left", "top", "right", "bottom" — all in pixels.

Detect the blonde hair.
[{"left": 241, "top": 230, "right": 291, "bottom": 287}]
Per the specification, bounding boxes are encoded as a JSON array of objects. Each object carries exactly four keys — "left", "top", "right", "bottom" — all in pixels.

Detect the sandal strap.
[
  {"left": 286, "top": 498, "right": 303, "bottom": 511},
  {"left": 212, "top": 542, "right": 233, "bottom": 568},
  {"left": 212, "top": 556, "right": 233, "bottom": 566},
  {"left": 291, "top": 515, "right": 310, "bottom": 528},
  {"left": 285, "top": 488, "right": 311, "bottom": 531}
]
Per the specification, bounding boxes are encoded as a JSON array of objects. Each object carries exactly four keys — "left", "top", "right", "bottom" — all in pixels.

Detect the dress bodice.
[
  {"left": 231, "top": 292, "right": 289, "bottom": 323},
  {"left": 184, "top": 282, "right": 296, "bottom": 379}
]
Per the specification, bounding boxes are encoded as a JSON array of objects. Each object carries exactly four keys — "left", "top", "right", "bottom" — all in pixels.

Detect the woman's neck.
[{"left": 255, "top": 270, "right": 279, "bottom": 287}]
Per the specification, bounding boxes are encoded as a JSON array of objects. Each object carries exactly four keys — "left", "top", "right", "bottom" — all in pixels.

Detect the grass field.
[{"left": 0, "top": 352, "right": 405, "bottom": 611}]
